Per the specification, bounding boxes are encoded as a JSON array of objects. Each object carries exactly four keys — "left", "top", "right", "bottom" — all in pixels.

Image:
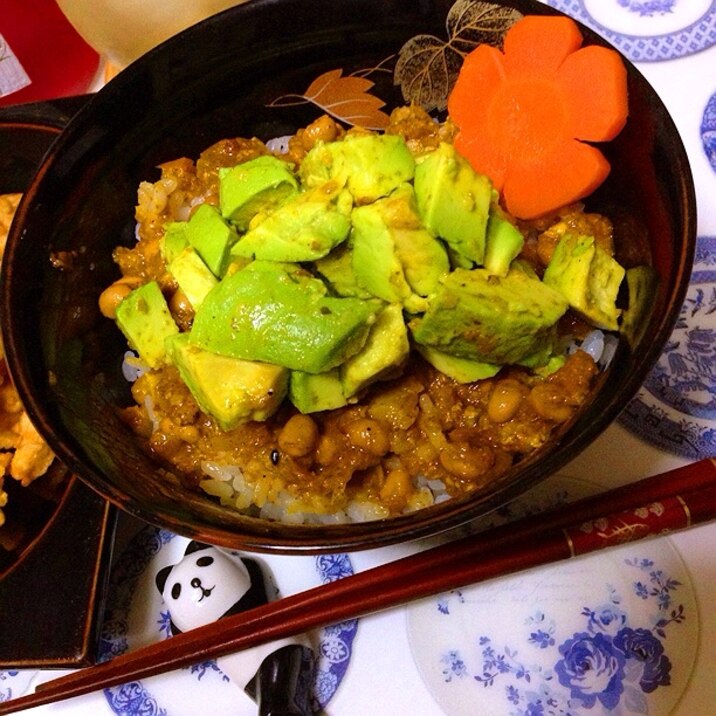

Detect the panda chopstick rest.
[{"left": 156, "top": 541, "right": 316, "bottom": 715}]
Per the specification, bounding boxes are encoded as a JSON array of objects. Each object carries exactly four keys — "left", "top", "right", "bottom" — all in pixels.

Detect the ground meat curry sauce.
[{"left": 103, "top": 107, "right": 606, "bottom": 522}]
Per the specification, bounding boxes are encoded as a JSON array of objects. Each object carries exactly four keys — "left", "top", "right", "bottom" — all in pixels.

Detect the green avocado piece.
[
  {"left": 341, "top": 304, "right": 410, "bottom": 398},
  {"left": 289, "top": 369, "right": 348, "bottom": 414},
  {"left": 231, "top": 184, "right": 352, "bottom": 262},
  {"left": 446, "top": 244, "right": 474, "bottom": 270},
  {"left": 350, "top": 201, "right": 426, "bottom": 314},
  {"left": 621, "top": 265, "right": 659, "bottom": 349},
  {"left": 300, "top": 133, "right": 415, "bottom": 204},
  {"left": 239, "top": 258, "right": 327, "bottom": 294},
  {"left": 350, "top": 185, "right": 448, "bottom": 313},
  {"left": 484, "top": 208, "right": 525, "bottom": 277},
  {"left": 411, "top": 266, "right": 568, "bottom": 367},
  {"left": 166, "top": 334, "right": 288, "bottom": 429},
  {"left": 373, "top": 184, "right": 450, "bottom": 297},
  {"left": 167, "top": 247, "right": 218, "bottom": 309},
  {"left": 184, "top": 203, "right": 239, "bottom": 277},
  {"left": 543, "top": 234, "right": 625, "bottom": 331},
  {"left": 414, "top": 142, "right": 492, "bottom": 264},
  {"left": 190, "top": 261, "right": 382, "bottom": 373},
  {"left": 416, "top": 345, "right": 500, "bottom": 383},
  {"left": 313, "top": 243, "right": 373, "bottom": 299},
  {"left": 115, "top": 281, "right": 179, "bottom": 368},
  {"left": 532, "top": 354, "right": 567, "bottom": 377},
  {"left": 219, "top": 155, "right": 298, "bottom": 230},
  {"left": 161, "top": 222, "right": 190, "bottom": 263}
]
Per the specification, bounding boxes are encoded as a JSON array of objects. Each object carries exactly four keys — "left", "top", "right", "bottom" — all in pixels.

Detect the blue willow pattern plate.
[
  {"left": 98, "top": 526, "right": 357, "bottom": 716},
  {"left": 703, "top": 91, "right": 716, "bottom": 171},
  {"left": 406, "top": 538, "right": 698, "bottom": 716},
  {"left": 543, "top": 0, "right": 716, "bottom": 61},
  {"left": 618, "top": 235, "right": 716, "bottom": 458}
]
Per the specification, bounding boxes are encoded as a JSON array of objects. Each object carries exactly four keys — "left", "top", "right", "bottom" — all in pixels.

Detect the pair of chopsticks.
[{"left": 2, "top": 458, "right": 715, "bottom": 714}]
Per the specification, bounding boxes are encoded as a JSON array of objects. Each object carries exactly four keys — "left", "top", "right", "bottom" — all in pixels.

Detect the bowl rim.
[{"left": 0, "top": 0, "right": 699, "bottom": 553}]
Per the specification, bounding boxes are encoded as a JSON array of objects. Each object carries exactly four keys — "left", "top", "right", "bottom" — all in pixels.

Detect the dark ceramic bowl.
[{"left": 1, "top": 0, "right": 696, "bottom": 553}]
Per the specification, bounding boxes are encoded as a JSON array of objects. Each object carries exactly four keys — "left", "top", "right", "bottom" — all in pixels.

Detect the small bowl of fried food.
[
  {"left": 0, "top": 122, "right": 62, "bottom": 574},
  {"left": 0, "top": 109, "right": 116, "bottom": 669},
  {"left": 1, "top": 0, "right": 696, "bottom": 554}
]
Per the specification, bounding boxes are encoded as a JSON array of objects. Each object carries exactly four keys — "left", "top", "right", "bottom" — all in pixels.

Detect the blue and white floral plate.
[
  {"left": 406, "top": 537, "right": 698, "bottom": 716},
  {"left": 618, "top": 235, "right": 716, "bottom": 459},
  {"left": 97, "top": 523, "right": 357, "bottom": 716},
  {"left": 544, "top": 0, "right": 716, "bottom": 62}
]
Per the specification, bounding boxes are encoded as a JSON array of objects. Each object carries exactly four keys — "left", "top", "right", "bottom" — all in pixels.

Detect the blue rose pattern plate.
[{"left": 406, "top": 538, "right": 698, "bottom": 716}]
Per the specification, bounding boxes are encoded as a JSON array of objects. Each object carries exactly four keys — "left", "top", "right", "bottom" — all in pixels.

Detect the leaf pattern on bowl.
[
  {"left": 266, "top": 68, "right": 391, "bottom": 130},
  {"left": 266, "top": 0, "right": 522, "bottom": 127},
  {"left": 395, "top": 0, "right": 522, "bottom": 111}
]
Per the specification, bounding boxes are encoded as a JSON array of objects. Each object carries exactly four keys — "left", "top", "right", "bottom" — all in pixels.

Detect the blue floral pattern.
[
  {"left": 702, "top": 91, "right": 716, "bottom": 172},
  {"left": 619, "top": 236, "right": 716, "bottom": 458},
  {"left": 0, "top": 671, "right": 24, "bottom": 703},
  {"left": 98, "top": 528, "right": 175, "bottom": 715},
  {"left": 312, "top": 553, "right": 358, "bottom": 711},
  {"left": 616, "top": 0, "right": 676, "bottom": 15},
  {"left": 544, "top": 0, "right": 716, "bottom": 61},
  {"left": 432, "top": 556, "right": 686, "bottom": 715}
]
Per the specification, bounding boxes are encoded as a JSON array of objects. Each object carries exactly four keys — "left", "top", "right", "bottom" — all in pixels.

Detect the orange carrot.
[{"left": 448, "top": 15, "right": 628, "bottom": 220}]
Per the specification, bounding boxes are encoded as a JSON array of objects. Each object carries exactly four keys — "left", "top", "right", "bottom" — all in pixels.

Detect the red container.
[{"left": 0, "top": 0, "right": 100, "bottom": 106}]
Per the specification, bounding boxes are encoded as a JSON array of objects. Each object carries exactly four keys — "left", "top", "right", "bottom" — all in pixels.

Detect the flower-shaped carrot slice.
[{"left": 448, "top": 15, "right": 628, "bottom": 220}]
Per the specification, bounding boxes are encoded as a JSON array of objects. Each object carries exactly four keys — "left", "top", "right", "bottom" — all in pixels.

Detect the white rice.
[
  {"left": 121, "top": 350, "right": 147, "bottom": 382},
  {"left": 568, "top": 329, "right": 619, "bottom": 369},
  {"left": 265, "top": 135, "right": 292, "bottom": 154},
  {"left": 196, "top": 460, "right": 441, "bottom": 525}
]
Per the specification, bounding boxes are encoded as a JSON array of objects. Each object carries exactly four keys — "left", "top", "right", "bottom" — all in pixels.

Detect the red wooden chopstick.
[{"left": 1, "top": 458, "right": 714, "bottom": 714}]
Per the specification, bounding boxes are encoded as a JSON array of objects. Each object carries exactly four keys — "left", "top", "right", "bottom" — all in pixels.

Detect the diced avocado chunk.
[
  {"left": 532, "top": 354, "right": 567, "bottom": 377},
  {"left": 446, "top": 244, "right": 474, "bottom": 270},
  {"left": 167, "top": 247, "right": 218, "bottom": 309},
  {"left": 190, "top": 261, "right": 382, "bottom": 373},
  {"left": 166, "top": 334, "right": 288, "bottom": 429},
  {"left": 543, "top": 234, "right": 625, "bottom": 331},
  {"left": 414, "top": 142, "right": 492, "bottom": 264},
  {"left": 161, "top": 222, "right": 190, "bottom": 263},
  {"left": 219, "top": 155, "right": 298, "bottom": 230},
  {"left": 289, "top": 369, "right": 348, "bottom": 414},
  {"left": 372, "top": 184, "right": 450, "bottom": 297},
  {"left": 416, "top": 345, "right": 500, "bottom": 383},
  {"left": 395, "top": 224, "right": 449, "bottom": 299},
  {"left": 313, "top": 243, "right": 373, "bottom": 298},
  {"left": 341, "top": 303, "right": 410, "bottom": 398},
  {"left": 350, "top": 185, "right": 448, "bottom": 313},
  {"left": 239, "top": 258, "right": 327, "bottom": 295},
  {"left": 184, "top": 203, "right": 239, "bottom": 277},
  {"left": 350, "top": 202, "right": 415, "bottom": 307},
  {"left": 411, "top": 267, "right": 568, "bottom": 367},
  {"left": 621, "top": 265, "right": 659, "bottom": 348},
  {"left": 115, "top": 281, "right": 178, "bottom": 368},
  {"left": 484, "top": 208, "right": 524, "bottom": 277},
  {"left": 300, "top": 133, "right": 415, "bottom": 204},
  {"left": 231, "top": 184, "right": 352, "bottom": 262}
]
